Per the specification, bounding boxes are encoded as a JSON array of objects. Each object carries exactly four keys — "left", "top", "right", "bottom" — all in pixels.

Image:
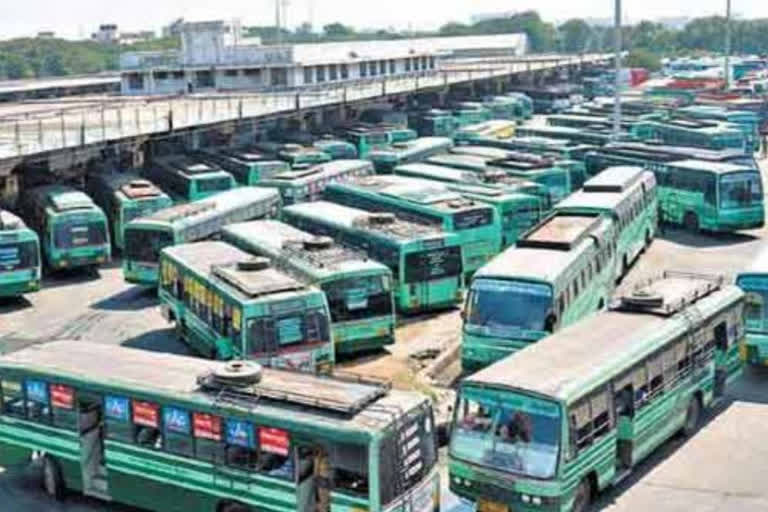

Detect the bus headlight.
[
  {"left": 521, "top": 494, "right": 531, "bottom": 504},
  {"left": 532, "top": 496, "right": 542, "bottom": 506}
]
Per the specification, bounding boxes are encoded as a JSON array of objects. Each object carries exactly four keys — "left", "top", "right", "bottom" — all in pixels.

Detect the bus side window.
[
  {"left": 132, "top": 400, "right": 163, "bottom": 450},
  {"left": 50, "top": 383, "right": 77, "bottom": 430},
  {"left": 714, "top": 321, "right": 729, "bottom": 351},
  {"left": 1, "top": 378, "right": 25, "bottom": 418},
  {"left": 332, "top": 442, "right": 369, "bottom": 497},
  {"left": 163, "top": 406, "right": 194, "bottom": 457},
  {"left": 25, "top": 379, "right": 52, "bottom": 424},
  {"left": 192, "top": 412, "right": 226, "bottom": 463},
  {"left": 647, "top": 353, "right": 664, "bottom": 397}
]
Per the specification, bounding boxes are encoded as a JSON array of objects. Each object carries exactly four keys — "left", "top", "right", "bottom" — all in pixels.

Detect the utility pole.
[
  {"left": 275, "top": 0, "right": 282, "bottom": 45},
  {"left": 725, "top": 0, "right": 732, "bottom": 89},
  {"left": 613, "top": 0, "right": 622, "bottom": 139}
]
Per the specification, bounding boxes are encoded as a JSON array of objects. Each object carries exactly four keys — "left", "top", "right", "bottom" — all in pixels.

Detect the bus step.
[
  {"left": 85, "top": 476, "right": 111, "bottom": 500},
  {"left": 613, "top": 469, "right": 632, "bottom": 485}
]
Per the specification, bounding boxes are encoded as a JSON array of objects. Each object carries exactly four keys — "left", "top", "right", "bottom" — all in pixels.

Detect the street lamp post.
[
  {"left": 725, "top": 0, "right": 732, "bottom": 89},
  {"left": 613, "top": 0, "right": 622, "bottom": 139}
]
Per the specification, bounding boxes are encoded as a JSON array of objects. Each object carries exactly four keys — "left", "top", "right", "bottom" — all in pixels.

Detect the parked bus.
[
  {"left": 584, "top": 142, "right": 758, "bottom": 177},
  {"left": 450, "top": 272, "right": 744, "bottom": 512},
  {"left": 453, "top": 120, "right": 516, "bottom": 144},
  {"left": 461, "top": 211, "right": 618, "bottom": 371},
  {"left": 20, "top": 185, "right": 110, "bottom": 271},
  {"left": 445, "top": 147, "right": 574, "bottom": 203},
  {"left": 375, "top": 123, "right": 418, "bottom": 144},
  {"left": 587, "top": 150, "right": 764, "bottom": 232},
  {"left": 367, "top": 137, "right": 454, "bottom": 173},
  {"left": 323, "top": 175, "right": 501, "bottom": 278},
  {"left": 451, "top": 102, "right": 492, "bottom": 127},
  {"left": 198, "top": 149, "right": 290, "bottom": 186},
  {"left": 510, "top": 87, "right": 571, "bottom": 113},
  {"left": 555, "top": 166, "right": 658, "bottom": 280},
  {"left": 483, "top": 96, "right": 526, "bottom": 121},
  {"left": 505, "top": 92, "right": 534, "bottom": 119},
  {"left": 312, "top": 138, "right": 359, "bottom": 159},
  {"left": 408, "top": 108, "right": 457, "bottom": 137},
  {"left": 253, "top": 142, "right": 332, "bottom": 167},
  {"left": 255, "top": 160, "right": 375, "bottom": 205},
  {"left": 630, "top": 119, "right": 747, "bottom": 154},
  {"left": 0, "top": 209, "right": 41, "bottom": 297},
  {"left": 394, "top": 163, "right": 546, "bottom": 247},
  {"left": 123, "top": 187, "right": 281, "bottom": 285},
  {"left": 160, "top": 240, "right": 334, "bottom": 372},
  {"left": 145, "top": 156, "right": 236, "bottom": 202},
  {"left": 86, "top": 172, "right": 173, "bottom": 251},
  {"left": 736, "top": 248, "right": 768, "bottom": 366},
  {"left": 337, "top": 125, "right": 391, "bottom": 158},
  {"left": 676, "top": 105, "right": 760, "bottom": 152},
  {"left": 222, "top": 220, "right": 396, "bottom": 355},
  {"left": 283, "top": 201, "right": 464, "bottom": 313},
  {"left": 0, "top": 340, "right": 439, "bottom": 512},
  {"left": 515, "top": 125, "right": 613, "bottom": 146}
]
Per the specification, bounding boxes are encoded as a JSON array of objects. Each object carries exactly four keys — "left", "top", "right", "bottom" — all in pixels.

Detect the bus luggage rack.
[
  {"left": 615, "top": 270, "right": 724, "bottom": 316},
  {"left": 279, "top": 239, "right": 369, "bottom": 269},
  {"left": 517, "top": 211, "right": 603, "bottom": 251},
  {"left": 197, "top": 368, "right": 391, "bottom": 415},
  {"left": 211, "top": 261, "right": 304, "bottom": 297},
  {"left": 153, "top": 201, "right": 216, "bottom": 222}
]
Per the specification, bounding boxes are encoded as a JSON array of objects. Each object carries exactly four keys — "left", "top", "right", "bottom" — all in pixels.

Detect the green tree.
[
  {"left": 559, "top": 19, "right": 592, "bottom": 53},
  {"left": 624, "top": 48, "right": 662, "bottom": 71},
  {"left": 323, "top": 23, "right": 356, "bottom": 40}
]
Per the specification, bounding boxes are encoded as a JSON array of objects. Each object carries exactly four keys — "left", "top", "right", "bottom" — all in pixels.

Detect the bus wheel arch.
[
  {"left": 683, "top": 211, "right": 699, "bottom": 233},
  {"left": 572, "top": 473, "right": 597, "bottom": 512},
  {"left": 41, "top": 454, "right": 66, "bottom": 501},
  {"left": 681, "top": 393, "right": 703, "bottom": 437},
  {"left": 217, "top": 500, "right": 252, "bottom": 512}
]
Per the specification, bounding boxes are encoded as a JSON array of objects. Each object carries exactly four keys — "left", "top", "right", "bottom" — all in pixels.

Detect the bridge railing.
[{"left": 0, "top": 53, "right": 611, "bottom": 161}]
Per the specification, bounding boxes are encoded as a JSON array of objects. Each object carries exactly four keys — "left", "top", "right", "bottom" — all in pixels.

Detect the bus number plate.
[{"left": 477, "top": 499, "right": 508, "bottom": 512}]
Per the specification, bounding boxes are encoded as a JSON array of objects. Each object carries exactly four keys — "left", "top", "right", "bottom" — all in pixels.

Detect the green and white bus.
[
  {"left": 483, "top": 96, "right": 526, "bottom": 122},
  {"left": 223, "top": 220, "right": 396, "bottom": 355},
  {"left": 445, "top": 147, "right": 574, "bottom": 203},
  {"left": 323, "top": 175, "right": 501, "bottom": 279},
  {"left": 515, "top": 125, "right": 613, "bottom": 147},
  {"left": 454, "top": 121, "right": 517, "bottom": 145},
  {"left": 86, "top": 172, "right": 173, "bottom": 251},
  {"left": 145, "top": 156, "right": 237, "bottom": 202},
  {"left": 675, "top": 105, "right": 760, "bottom": 152},
  {"left": 584, "top": 149, "right": 764, "bottom": 233},
  {"left": 312, "top": 138, "right": 359, "bottom": 160},
  {"left": 123, "top": 187, "right": 282, "bottom": 285},
  {"left": 337, "top": 126, "right": 391, "bottom": 158},
  {"left": 160, "top": 240, "right": 334, "bottom": 373},
  {"left": 253, "top": 142, "right": 332, "bottom": 168},
  {"left": 555, "top": 166, "right": 658, "bottom": 280},
  {"left": 450, "top": 272, "right": 745, "bottom": 512},
  {"left": 283, "top": 201, "right": 464, "bottom": 313},
  {"left": 20, "top": 185, "right": 110, "bottom": 271},
  {"left": 255, "top": 160, "right": 375, "bottom": 205},
  {"left": 367, "top": 137, "right": 454, "bottom": 174},
  {"left": 630, "top": 119, "right": 747, "bottom": 154},
  {"left": 736, "top": 249, "right": 768, "bottom": 366},
  {"left": 198, "top": 149, "right": 290, "bottom": 186},
  {"left": 461, "top": 212, "right": 618, "bottom": 371},
  {"left": 408, "top": 109, "right": 457, "bottom": 137},
  {"left": 505, "top": 93, "right": 534, "bottom": 119},
  {"left": 394, "top": 163, "right": 546, "bottom": 247},
  {"left": 452, "top": 102, "right": 492, "bottom": 128},
  {"left": 0, "top": 209, "right": 41, "bottom": 297},
  {"left": 0, "top": 340, "right": 440, "bottom": 512}
]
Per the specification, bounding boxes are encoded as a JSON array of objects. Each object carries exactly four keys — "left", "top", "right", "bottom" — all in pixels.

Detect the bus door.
[{"left": 77, "top": 392, "right": 109, "bottom": 498}]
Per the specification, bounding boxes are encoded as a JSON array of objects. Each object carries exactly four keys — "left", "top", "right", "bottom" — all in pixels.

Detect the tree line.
[{"left": 1, "top": 12, "right": 765, "bottom": 80}]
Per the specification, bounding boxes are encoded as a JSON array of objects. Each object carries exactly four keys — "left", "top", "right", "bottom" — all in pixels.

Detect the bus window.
[
  {"left": 647, "top": 353, "right": 664, "bottom": 397},
  {"left": 330, "top": 443, "right": 369, "bottom": 497},
  {"left": 50, "top": 383, "right": 77, "bottom": 430},
  {"left": 714, "top": 321, "right": 729, "bottom": 351},
  {"left": 225, "top": 418, "right": 258, "bottom": 470},
  {"left": 133, "top": 400, "right": 162, "bottom": 450},
  {"left": 164, "top": 406, "right": 194, "bottom": 457},
  {"left": 105, "top": 396, "right": 133, "bottom": 442},
  {"left": 1, "top": 379, "right": 25, "bottom": 418},
  {"left": 193, "top": 412, "right": 226, "bottom": 463},
  {"left": 25, "top": 380, "right": 51, "bottom": 424}
]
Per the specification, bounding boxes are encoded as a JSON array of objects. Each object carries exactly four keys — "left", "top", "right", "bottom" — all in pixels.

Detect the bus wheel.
[
  {"left": 683, "top": 212, "right": 699, "bottom": 233},
  {"left": 644, "top": 229, "right": 652, "bottom": 250},
  {"left": 681, "top": 396, "right": 701, "bottom": 437},
  {"left": 219, "top": 502, "right": 251, "bottom": 512},
  {"left": 41, "top": 455, "right": 65, "bottom": 501},
  {"left": 572, "top": 478, "right": 592, "bottom": 512}
]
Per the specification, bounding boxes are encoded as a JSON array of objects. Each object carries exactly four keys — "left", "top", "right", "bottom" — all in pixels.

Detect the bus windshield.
[
  {"left": 323, "top": 274, "right": 392, "bottom": 322},
  {"left": 404, "top": 246, "right": 462, "bottom": 283},
  {"left": 0, "top": 241, "right": 38, "bottom": 272},
  {"left": 124, "top": 228, "right": 174, "bottom": 263},
  {"left": 53, "top": 220, "right": 107, "bottom": 249},
  {"left": 451, "top": 387, "right": 561, "bottom": 480},
  {"left": 719, "top": 172, "right": 763, "bottom": 209},
  {"left": 198, "top": 176, "right": 231, "bottom": 193},
  {"left": 466, "top": 279, "right": 553, "bottom": 336},
  {"left": 737, "top": 275, "right": 768, "bottom": 333},
  {"left": 248, "top": 308, "right": 330, "bottom": 354}
]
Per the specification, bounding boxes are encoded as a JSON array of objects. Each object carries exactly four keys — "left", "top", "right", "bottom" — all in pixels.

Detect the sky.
[{"left": 2, "top": 0, "right": 768, "bottom": 40}]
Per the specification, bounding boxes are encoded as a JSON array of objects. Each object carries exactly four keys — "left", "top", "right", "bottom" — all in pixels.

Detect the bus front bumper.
[
  {"left": 123, "top": 262, "right": 159, "bottom": 286},
  {"left": 461, "top": 333, "right": 534, "bottom": 373},
  {"left": 713, "top": 209, "right": 765, "bottom": 231},
  {"left": 333, "top": 319, "right": 395, "bottom": 355},
  {"left": 0, "top": 274, "right": 40, "bottom": 297},
  {"left": 744, "top": 334, "right": 768, "bottom": 366}
]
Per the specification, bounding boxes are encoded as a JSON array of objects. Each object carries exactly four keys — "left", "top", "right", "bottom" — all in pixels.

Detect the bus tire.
[
  {"left": 683, "top": 212, "right": 699, "bottom": 233},
  {"left": 41, "top": 455, "right": 65, "bottom": 501},
  {"left": 644, "top": 229, "right": 653, "bottom": 250},
  {"left": 681, "top": 395, "right": 701, "bottom": 438},
  {"left": 218, "top": 502, "right": 251, "bottom": 512},
  {"left": 571, "top": 478, "right": 592, "bottom": 512}
]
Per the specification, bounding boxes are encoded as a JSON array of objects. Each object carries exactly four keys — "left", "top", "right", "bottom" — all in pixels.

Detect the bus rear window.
[
  {"left": 53, "top": 220, "right": 106, "bottom": 249},
  {"left": 453, "top": 208, "right": 493, "bottom": 230},
  {"left": 323, "top": 275, "right": 393, "bottom": 322},
  {"left": 198, "top": 176, "right": 232, "bottom": 193},
  {"left": 0, "top": 241, "right": 38, "bottom": 272},
  {"left": 248, "top": 308, "right": 330, "bottom": 354},
  {"left": 124, "top": 228, "right": 174, "bottom": 263},
  {"left": 404, "top": 246, "right": 462, "bottom": 283}
]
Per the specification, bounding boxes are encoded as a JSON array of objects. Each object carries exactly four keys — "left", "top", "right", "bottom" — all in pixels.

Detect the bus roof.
[
  {"left": 284, "top": 201, "right": 446, "bottom": 241},
  {"left": 456, "top": 120, "right": 516, "bottom": 133},
  {"left": 0, "top": 209, "right": 26, "bottom": 230},
  {"left": 581, "top": 166, "right": 649, "bottom": 193},
  {"left": 163, "top": 241, "right": 314, "bottom": 302},
  {"left": 26, "top": 185, "right": 97, "bottom": 212},
  {"left": 222, "top": 220, "right": 389, "bottom": 278},
  {"left": 451, "top": 145, "right": 516, "bottom": 161},
  {"left": 396, "top": 162, "right": 484, "bottom": 184},
  {"left": 474, "top": 214, "right": 613, "bottom": 283},
  {"left": 92, "top": 172, "right": 167, "bottom": 201},
  {"left": 264, "top": 159, "right": 373, "bottom": 184},
  {"left": 368, "top": 136, "right": 452, "bottom": 156},
  {"left": 0, "top": 340, "right": 425, "bottom": 431},
  {"left": 665, "top": 159, "right": 754, "bottom": 174},
  {"left": 465, "top": 274, "right": 743, "bottom": 403},
  {"left": 603, "top": 142, "right": 747, "bottom": 161},
  {"left": 155, "top": 156, "right": 225, "bottom": 177},
  {"left": 132, "top": 187, "right": 280, "bottom": 229}
]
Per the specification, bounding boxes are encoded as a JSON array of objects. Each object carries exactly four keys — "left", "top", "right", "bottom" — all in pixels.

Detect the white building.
[
  {"left": 93, "top": 24, "right": 119, "bottom": 44},
  {"left": 119, "top": 21, "right": 528, "bottom": 95}
]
